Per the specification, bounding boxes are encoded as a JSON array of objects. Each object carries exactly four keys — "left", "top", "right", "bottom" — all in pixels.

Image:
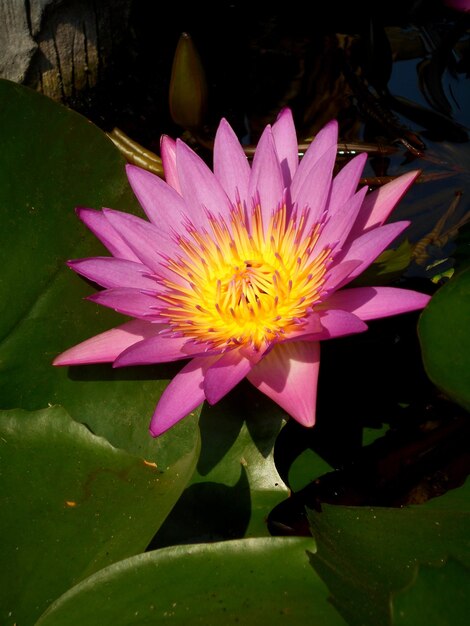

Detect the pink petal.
[
  {"left": 291, "top": 120, "right": 338, "bottom": 199},
  {"left": 248, "top": 125, "right": 284, "bottom": 231},
  {"left": 53, "top": 319, "right": 161, "bottom": 365},
  {"left": 348, "top": 170, "right": 419, "bottom": 241},
  {"left": 322, "top": 286, "right": 431, "bottom": 320},
  {"left": 272, "top": 108, "right": 299, "bottom": 186},
  {"left": 125, "top": 164, "right": 187, "bottom": 233},
  {"left": 76, "top": 208, "right": 140, "bottom": 262},
  {"left": 160, "top": 135, "right": 181, "bottom": 193},
  {"left": 327, "top": 152, "right": 368, "bottom": 215},
  {"left": 213, "top": 118, "right": 250, "bottom": 207},
  {"left": 68, "top": 257, "right": 157, "bottom": 290},
  {"left": 292, "top": 145, "right": 337, "bottom": 230},
  {"left": 315, "top": 186, "right": 368, "bottom": 253},
  {"left": 102, "top": 208, "right": 182, "bottom": 283},
  {"left": 247, "top": 341, "right": 320, "bottom": 427},
  {"left": 203, "top": 349, "right": 254, "bottom": 404},
  {"left": 322, "top": 260, "right": 362, "bottom": 294},
  {"left": 285, "top": 309, "right": 367, "bottom": 342},
  {"left": 176, "top": 139, "right": 232, "bottom": 226},
  {"left": 114, "top": 334, "right": 215, "bottom": 367},
  {"left": 88, "top": 288, "right": 160, "bottom": 319},
  {"left": 335, "top": 221, "right": 410, "bottom": 287},
  {"left": 149, "top": 355, "right": 218, "bottom": 437},
  {"left": 317, "top": 309, "right": 368, "bottom": 338}
]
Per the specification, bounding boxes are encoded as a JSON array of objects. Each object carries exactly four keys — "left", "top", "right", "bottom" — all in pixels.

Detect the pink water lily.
[{"left": 54, "top": 109, "right": 430, "bottom": 436}]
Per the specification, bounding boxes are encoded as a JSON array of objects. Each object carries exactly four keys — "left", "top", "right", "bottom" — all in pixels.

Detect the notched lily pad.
[
  {"left": 0, "top": 406, "right": 199, "bottom": 626},
  {"left": 307, "top": 477, "right": 470, "bottom": 626}
]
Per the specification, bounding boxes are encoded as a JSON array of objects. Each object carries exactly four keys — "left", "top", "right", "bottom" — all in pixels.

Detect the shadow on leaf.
[{"left": 148, "top": 468, "right": 251, "bottom": 549}]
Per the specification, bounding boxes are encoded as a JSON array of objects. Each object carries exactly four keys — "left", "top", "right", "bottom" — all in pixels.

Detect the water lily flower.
[{"left": 54, "top": 109, "right": 430, "bottom": 436}]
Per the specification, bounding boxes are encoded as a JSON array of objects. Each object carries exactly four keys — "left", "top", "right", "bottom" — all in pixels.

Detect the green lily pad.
[
  {"left": 392, "top": 558, "right": 470, "bottom": 626},
  {"left": 418, "top": 267, "right": 470, "bottom": 412},
  {"left": 0, "top": 78, "right": 200, "bottom": 460},
  {"left": 288, "top": 448, "right": 333, "bottom": 492},
  {"left": 35, "top": 537, "right": 347, "bottom": 626},
  {"left": 308, "top": 477, "right": 470, "bottom": 626},
  {"left": 0, "top": 406, "right": 199, "bottom": 626}
]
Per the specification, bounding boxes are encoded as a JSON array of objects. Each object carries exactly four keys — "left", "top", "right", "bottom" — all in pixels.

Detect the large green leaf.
[
  {"left": 152, "top": 382, "right": 289, "bottom": 545},
  {"left": 418, "top": 268, "right": 470, "bottom": 412},
  {"left": 0, "top": 406, "right": 199, "bottom": 626},
  {"left": 308, "top": 478, "right": 470, "bottom": 626},
  {"left": 0, "top": 78, "right": 200, "bottom": 460},
  {"left": 35, "top": 538, "right": 346, "bottom": 626},
  {"left": 392, "top": 558, "right": 470, "bottom": 626}
]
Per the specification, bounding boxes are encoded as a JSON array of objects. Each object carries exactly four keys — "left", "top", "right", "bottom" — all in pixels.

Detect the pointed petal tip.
[
  {"left": 51, "top": 350, "right": 92, "bottom": 367},
  {"left": 325, "top": 118, "right": 339, "bottom": 131},
  {"left": 149, "top": 422, "right": 164, "bottom": 438},
  {"left": 214, "top": 117, "right": 251, "bottom": 204},
  {"left": 273, "top": 108, "right": 295, "bottom": 130},
  {"left": 160, "top": 135, "right": 177, "bottom": 160},
  {"left": 125, "top": 163, "right": 149, "bottom": 184},
  {"left": 396, "top": 219, "right": 411, "bottom": 229},
  {"left": 218, "top": 117, "right": 231, "bottom": 130},
  {"left": 322, "top": 119, "right": 339, "bottom": 145},
  {"left": 276, "top": 106, "right": 292, "bottom": 119},
  {"left": 52, "top": 354, "right": 66, "bottom": 367},
  {"left": 291, "top": 412, "right": 316, "bottom": 428},
  {"left": 388, "top": 169, "right": 421, "bottom": 195},
  {"left": 402, "top": 169, "right": 421, "bottom": 182},
  {"left": 355, "top": 151, "right": 368, "bottom": 166},
  {"left": 318, "top": 119, "right": 339, "bottom": 143},
  {"left": 214, "top": 117, "right": 240, "bottom": 145},
  {"left": 75, "top": 205, "right": 92, "bottom": 219},
  {"left": 396, "top": 290, "right": 432, "bottom": 313},
  {"left": 148, "top": 411, "right": 185, "bottom": 438},
  {"left": 160, "top": 133, "right": 174, "bottom": 146}
]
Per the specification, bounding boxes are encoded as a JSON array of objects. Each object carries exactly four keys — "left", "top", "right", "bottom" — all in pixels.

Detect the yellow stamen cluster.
[{"left": 159, "top": 204, "right": 330, "bottom": 351}]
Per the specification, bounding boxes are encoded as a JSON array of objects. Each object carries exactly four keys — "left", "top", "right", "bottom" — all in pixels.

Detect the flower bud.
[{"left": 169, "top": 32, "right": 208, "bottom": 131}]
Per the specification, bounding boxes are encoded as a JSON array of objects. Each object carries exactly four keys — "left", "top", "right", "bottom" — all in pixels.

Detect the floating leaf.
[
  {"left": 418, "top": 267, "right": 470, "bottom": 412},
  {"left": 308, "top": 478, "right": 470, "bottom": 626},
  {"left": 288, "top": 448, "right": 333, "bottom": 492},
  {"left": 36, "top": 538, "right": 347, "bottom": 626},
  {"left": 0, "top": 406, "right": 198, "bottom": 626},
  {"left": 392, "top": 558, "right": 470, "bottom": 626}
]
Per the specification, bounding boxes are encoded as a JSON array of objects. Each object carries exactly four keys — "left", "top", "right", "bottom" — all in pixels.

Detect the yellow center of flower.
[{"left": 159, "top": 204, "right": 330, "bottom": 351}]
